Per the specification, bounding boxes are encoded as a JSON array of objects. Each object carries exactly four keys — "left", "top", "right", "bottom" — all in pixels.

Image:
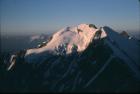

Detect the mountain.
[
  {"left": 29, "top": 34, "right": 51, "bottom": 43},
  {"left": 1, "top": 34, "right": 52, "bottom": 54},
  {"left": 120, "top": 31, "right": 130, "bottom": 38},
  {"left": 0, "top": 24, "right": 140, "bottom": 93},
  {"left": 24, "top": 24, "right": 106, "bottom": 63}
]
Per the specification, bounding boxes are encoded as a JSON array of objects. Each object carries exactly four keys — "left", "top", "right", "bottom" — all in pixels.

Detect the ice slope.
[{"left": 24, "top": 24, "right": 107, "bottom": 63}]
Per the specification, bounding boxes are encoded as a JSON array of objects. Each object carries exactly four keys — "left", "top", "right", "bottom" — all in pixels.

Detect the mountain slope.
[
  {"left": 24, "top": 24, "right": 106, "bottom": 63},
  {"left": 1, "top": 23, "right": 140, "bottom": 93},
  {"left": 103, "top": 27, "right": 140, "bottom": 65},
  {"left": 102, "top": 27, "right": 140, "bottom": 78}
]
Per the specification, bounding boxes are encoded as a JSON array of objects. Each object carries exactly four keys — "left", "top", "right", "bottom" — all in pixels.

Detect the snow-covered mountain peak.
[
  {"left": 4, "top": 24, "right": 140, "bottom": 92},
  {"left": 10, "top": 24, "right": 140, "bottom": 65},
  {"left": 24, "top": 24, "right": 106, "bottom": 63}
]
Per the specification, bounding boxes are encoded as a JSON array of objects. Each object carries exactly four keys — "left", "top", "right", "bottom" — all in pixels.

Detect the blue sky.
[{"left": 0, "top": 0, "right": 140, "bottom": 35}]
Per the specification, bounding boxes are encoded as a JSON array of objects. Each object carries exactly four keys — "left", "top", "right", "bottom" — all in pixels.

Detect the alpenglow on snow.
[{"left": 24, "top": 24, "right": 107, "bottom": 63}]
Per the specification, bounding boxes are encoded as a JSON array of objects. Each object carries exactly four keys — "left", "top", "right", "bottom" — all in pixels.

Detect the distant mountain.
[
  {"left": 1, "top": 34, "right": 52, "bottom": 54},
  {"left": 29, "top": 34, "right": 50, "bottom": 42},
  {"left": 120, "top": 31, "right": 130, "bottom": 38},
  {"left": 1, "top": 24, "right": 140, "bottom": 93}
]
